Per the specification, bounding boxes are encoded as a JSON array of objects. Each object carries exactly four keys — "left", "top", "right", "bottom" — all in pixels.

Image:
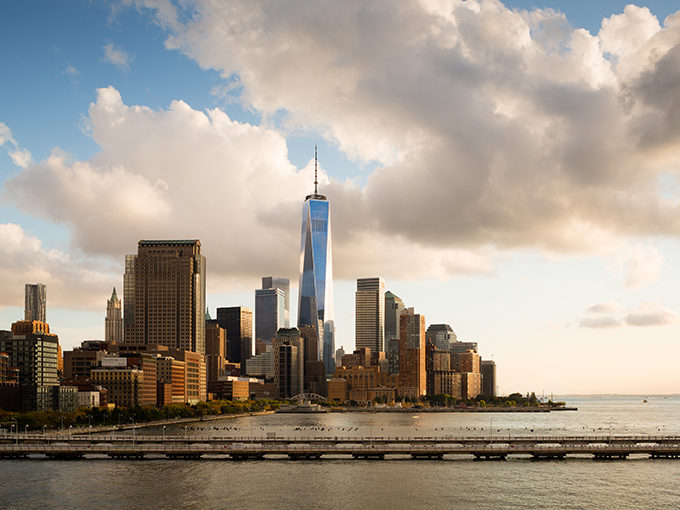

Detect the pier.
[{"left": 1, "top": 434, "right": 679, "bottom": 460}]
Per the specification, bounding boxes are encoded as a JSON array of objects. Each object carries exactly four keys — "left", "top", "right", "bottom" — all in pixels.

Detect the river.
[{"left": 1, "top": 395, "right": 679, "bottom": 509}]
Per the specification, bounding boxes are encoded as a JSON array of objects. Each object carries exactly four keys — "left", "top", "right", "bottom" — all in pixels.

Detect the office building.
[
  {"left": 334, "top": 365, "right": 398, "bottom": 404},
  {"left": 387, "top": 338, "right": 400, "bottom": 375},
  {"left": 451, "top": 350, "right": 480, "bottom": 373},
  {"left": 273, "top": 328, "right": 304, "bottom": 399},
  {"left": 341, "top": 347, "right": 372, "bottom": 369},
  {"left": 63, "top": 341, "right": 108, "bottom": 381},
  {"left": 165, "top": 349, "right": 206, "bottom": 403},
  {"left": 91, "top": 366, "right": 144, "bottom": 408},
  {"left": 123, "top": 240, "right": 206, "bottom": 354},
  {"left": 217, "top": 306, "right": 253, "bottom": 368},
  {"left": 449, "top": 341, "right": 478, "bottom": 353},
  {"left": 481, "top": 359, "right": 497, "bottom": 397},
  {"left": 335, "top": 345, "right": 345, "bottom": 367},
  {"left": 426, "top": 324, "right": 456, "bottom": 351},
  {"left": 462, "top": 372, "right": 482, "bottom": 399},
  {"left": 24, "top": 283, "right": 46, "bottom": 322},
  {"left": 399, "top": 308, "right": 426, "bottom": 399},
  {"left": 255, "top": 279, "right": 287, "bottom": 354},
  {"left": 245, "top": 350, "right": 275, "bottom": 380},
  {"left": 0, "top": 320, "right": 60, "bottom": 411},
  {"left": 432, "top": 371, "right": 463, "bottom": 398},
  {"left": 297, "top": 147, "right": 335, "bottom": 374},
  {"left": 205, "top": 319, "right": 227, "bottom": 382},
  {"left": 355, "top": 277, "right": 385, "bottom": 353},
  {"left": 105, "top": 287, "right": 123, "bottom": 344},
  {"left": 384, "top": 291, "right": 405, "bottom": 343},
  {"left": 156, "top": 355, "right": 186, "bottom": 404},
  {"left": 261, "top": 276, "right": 290, "bottom": 322}
]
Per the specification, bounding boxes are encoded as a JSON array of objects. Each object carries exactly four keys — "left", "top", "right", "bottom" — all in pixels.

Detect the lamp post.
[{"left": 162, "top": 425, "right": 166, "bottom": 441}]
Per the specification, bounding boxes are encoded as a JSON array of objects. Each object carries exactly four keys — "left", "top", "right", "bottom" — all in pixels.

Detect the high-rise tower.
[
  {"left": 24, "top": 283, "right": 46, "bottom": 322},
  {"left": 105, "top": 287, "right": 123, "bottom": 344},
  {"left": 298, "top": 146, "right": 335, "bottom": 374},
  {"left": 355, "top": 278, "right": 385, "bottom": 353},
  {"left": 255, "top": 277, "right": 290, "bottom": 354},
  {"left": 123, "top": 240, "right": 206, "bottom": 354}
]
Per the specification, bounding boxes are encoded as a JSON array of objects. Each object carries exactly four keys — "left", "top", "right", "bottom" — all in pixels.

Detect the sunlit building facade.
[{"left": 297, "top": 152, "right": 335, "bottom": 374}]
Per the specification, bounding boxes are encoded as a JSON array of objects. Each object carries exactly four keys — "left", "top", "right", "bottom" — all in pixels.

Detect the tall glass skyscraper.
[{"left": 298, "top": 149, "right": 335, "bottom": 374}]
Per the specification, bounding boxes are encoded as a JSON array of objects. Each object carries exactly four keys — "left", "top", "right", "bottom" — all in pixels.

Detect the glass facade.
[{"left": 298, "top": 195, "right": 335, "bottom": 374}]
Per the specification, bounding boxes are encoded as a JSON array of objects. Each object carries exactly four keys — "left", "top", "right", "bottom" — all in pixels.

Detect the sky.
[{"left": 1, "top": 0, "right": 680, "bottom": 395}]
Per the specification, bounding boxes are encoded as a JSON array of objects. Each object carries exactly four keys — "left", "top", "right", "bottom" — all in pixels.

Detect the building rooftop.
[{"left": 138, "top": 240, "right": 200, "bottom": 246}]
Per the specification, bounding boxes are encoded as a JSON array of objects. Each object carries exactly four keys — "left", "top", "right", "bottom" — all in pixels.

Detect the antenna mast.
[{"left": 314, "top": 144, "right": 318, "bottom": 195}]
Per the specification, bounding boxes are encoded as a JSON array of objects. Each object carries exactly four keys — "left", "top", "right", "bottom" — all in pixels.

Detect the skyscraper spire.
[{"left": 314, "top": 144, "right": 318, "bottom": 195}]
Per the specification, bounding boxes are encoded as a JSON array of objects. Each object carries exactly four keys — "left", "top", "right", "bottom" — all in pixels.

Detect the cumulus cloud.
[
  {"left": 586, "top": 301, "right": 626, "bottom": 314},
  {"left": 4, "top": 88, "right": 491, "bottom": 291},
  {"left": 625, "top": 302, "right": 679, "bottom": 327},
  {"left": 7, "top": 1, "right": 680, "bottom": 295},
  {"left": 0, "top": 223, "right": 114, "bottom": 310},
  {"left": 0, "top": 122, "right": 33, "bottom": 167},
  {"left": 114, "top": 0, "right": 680, "bottom": 254},
  {"left": 579, "top": 301, "right": 678, "bottom": 328},
  {"left": 102, "top": 43, "right": 132, "bottom": 70},
  {"left": 579, "top": 316, "right": 621, "bottom": 329}
]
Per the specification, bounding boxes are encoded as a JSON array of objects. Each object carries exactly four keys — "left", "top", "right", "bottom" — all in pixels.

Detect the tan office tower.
[
  {"left": 355, "top": 277, "right": 385, "bottom": 353},
  {"left": 123, "top": 240, "right": 206, "bottom": 354},
  {"left": 205, "top": 319, "right": 227, "bottom": 383},
  {"left": 105, "top": 287, "right": 123, "bottom": 344},
  {"left": 399, "top": 307, "right": 426, "bottom": 399}
]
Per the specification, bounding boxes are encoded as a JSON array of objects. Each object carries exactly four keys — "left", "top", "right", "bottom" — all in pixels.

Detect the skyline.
[{"left": 2, "top": 0, "right": 680, "bottom": 394}]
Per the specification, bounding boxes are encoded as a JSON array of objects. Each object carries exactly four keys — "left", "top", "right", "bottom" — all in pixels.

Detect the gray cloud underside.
[{"left": 580, "top": 301, "right": 679, "bottom": 328}]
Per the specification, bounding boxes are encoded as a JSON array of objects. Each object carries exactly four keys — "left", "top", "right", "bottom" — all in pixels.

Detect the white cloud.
[
  {"left": 586, "top": 301, "right": 626, "bottom": 314},
  {"left": 65, "top": 65, "right": 79, "bottom": 76},
  {"left": 0, "top": 223, "right": 114, "bottom": 310},
  {"left": 0, "top": 121, "right": 32, "bottom": 168},
  {"left": 102, "top": 43, "right": 132, "bottom": 70},
  {"left": 120, "top": 0, "right": 680, "bottom": 255},
  {"left": 9, "top": 147, "right": 32, "bottom": 168},
  {"left": 579, "top": 316, "right": 621, "bottom": 329},
  {"left": 7, "top": 1, "right": 680, "bottom": 299},
  {"left": 2, "top": 87, "right": 493, "bottom": 292},
  {"left": 0, "top": 122, "right": 12, "bottom": 146},
  {"left": 607, "top": 244, "right": 664, "bottom": 288},
  {"left": 579, "top": 301, "right": 679, "bottom": 328},
  {"left": 625, "top": 302, "right": 679, "bottom": 327}
]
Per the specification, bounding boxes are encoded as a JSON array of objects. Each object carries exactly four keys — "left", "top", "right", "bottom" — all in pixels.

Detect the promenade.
[{"left": 1, "top": 434, "right": 679, "bottom": 461}]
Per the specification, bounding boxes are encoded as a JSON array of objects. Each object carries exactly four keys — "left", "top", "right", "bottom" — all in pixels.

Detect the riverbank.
[{"left": 50, "top": 410, "right": 277, "bottom": 436}]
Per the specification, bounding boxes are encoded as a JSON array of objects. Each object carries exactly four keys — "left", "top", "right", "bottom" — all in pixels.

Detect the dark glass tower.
[{"left": 297, "top": 147, "right": 335, "bottom": 374}]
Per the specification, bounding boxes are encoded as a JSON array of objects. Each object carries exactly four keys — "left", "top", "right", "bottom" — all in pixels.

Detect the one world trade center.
[{"left": 298, "top": 147, "right": 335, "bottom": 375}]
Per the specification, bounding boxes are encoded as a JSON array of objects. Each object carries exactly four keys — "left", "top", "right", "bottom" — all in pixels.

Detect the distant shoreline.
[{"left": 332, "top": 406, "right": 578, "bottom": 413}]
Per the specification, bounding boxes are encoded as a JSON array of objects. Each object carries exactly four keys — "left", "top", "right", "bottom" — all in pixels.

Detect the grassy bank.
[{"left": 0, "top": 399, "right": 283, "bottom": 431}]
